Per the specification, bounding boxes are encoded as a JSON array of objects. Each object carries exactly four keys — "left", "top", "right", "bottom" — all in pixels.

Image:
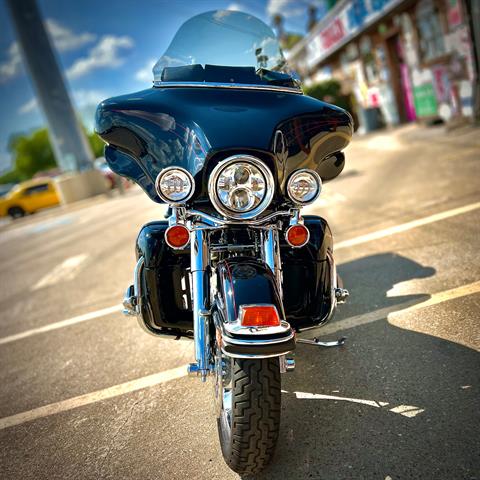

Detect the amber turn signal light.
[
  {"left": 165, "top": 224, "right": 190, "bottom": 249},
  {"left": 239, "top": 305, "right": 281, "bottom": 327},
  {"left": 285, "top": 224, "right": 309, "bottom": 248}
]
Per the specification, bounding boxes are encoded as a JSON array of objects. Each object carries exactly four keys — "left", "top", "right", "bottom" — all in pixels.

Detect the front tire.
[
  {"left": 8, "top": 206, "right": 25, "bottom": 219},
  {"left": 216, "top": 355, "right": 281, "bottom": 475}
]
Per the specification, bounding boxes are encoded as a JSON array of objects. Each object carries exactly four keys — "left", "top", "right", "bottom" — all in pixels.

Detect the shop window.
[
  {"left": 359, "top": 36, "right": 379, "bottom": 84},
  {"left": 415, "top": 0, "right": 445, "bottom": 62}
]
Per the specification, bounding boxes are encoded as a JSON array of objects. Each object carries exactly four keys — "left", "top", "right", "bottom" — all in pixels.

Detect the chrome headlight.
[
  {"left": 155, "top": 167, "right": 195, "bottom": 204},
  {"left": 208, "top": 155, "right": 274, "bottom": 219},
  {"left": 286, "top": 169, "right": 322, "bottom": 205}
]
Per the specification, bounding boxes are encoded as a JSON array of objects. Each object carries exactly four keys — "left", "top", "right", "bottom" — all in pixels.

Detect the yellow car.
[{"left": 0, "top": 178, "right": 60, "bottom": 219}]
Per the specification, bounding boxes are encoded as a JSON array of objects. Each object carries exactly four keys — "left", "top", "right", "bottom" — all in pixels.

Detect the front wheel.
[
  {"left": 215, "top": 352, "right": 281, "bottom": 475},
  {"left": 8, "top": 206, "right": 25, "bottom": 219}
]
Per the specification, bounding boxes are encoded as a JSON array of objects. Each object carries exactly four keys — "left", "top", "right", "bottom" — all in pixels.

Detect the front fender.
[
  {"left": 214, "top": 257, "right": 295, "bottom": 358},
  {"left": 215, "top": 257, "right": 285, "bottom": 322}
]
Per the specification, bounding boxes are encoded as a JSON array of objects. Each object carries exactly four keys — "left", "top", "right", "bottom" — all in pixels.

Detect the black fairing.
[
  {"left": 95, "top": 87, "right": 353, "bottom": 204},
  {"left": 135, "top": 216, "right": 333, "bottom": 333}
]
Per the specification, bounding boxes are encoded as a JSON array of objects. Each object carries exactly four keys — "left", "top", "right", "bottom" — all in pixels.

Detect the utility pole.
[
  {"left": 467, "top": 0, "right": 480, "bottom": 122},
  {"left": 5, "top": 0, "right": 95, "bottom": 172}
]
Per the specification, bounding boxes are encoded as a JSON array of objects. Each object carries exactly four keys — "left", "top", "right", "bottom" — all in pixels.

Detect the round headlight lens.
[
  {"left": 208, "top": 156, "right": 275, "bottom": 219},
  {"left": 216, "top": 162, "right": 266, "bottom": 213},
  {"left": 155, "top": 167, "right": 194, "bottom": 203},
  {"left": 287, "top": 169, "right": 322, "bottom": 205}
]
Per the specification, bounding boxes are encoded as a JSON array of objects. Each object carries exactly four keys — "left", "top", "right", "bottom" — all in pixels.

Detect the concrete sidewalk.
[{"left": 354, "top": 122, "right": 480, "bottom": 149}]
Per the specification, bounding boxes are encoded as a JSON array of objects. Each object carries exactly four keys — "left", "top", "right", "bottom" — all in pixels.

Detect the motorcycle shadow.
[
  {"left": 250, "top": 252, "right": 479, "bottom": 480},
  {"left": 336, "top": 252, "right": 435, "bottom": 318}
]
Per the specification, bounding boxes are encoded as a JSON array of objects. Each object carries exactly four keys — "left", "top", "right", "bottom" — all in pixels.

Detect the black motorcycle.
[{"left": 96, "top": 10, "right": 352, "bottom": 475}]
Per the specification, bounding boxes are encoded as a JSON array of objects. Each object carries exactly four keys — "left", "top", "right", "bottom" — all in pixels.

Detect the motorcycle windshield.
[{"left": 153, "top": 10, "right": 300, "bottom": 90}]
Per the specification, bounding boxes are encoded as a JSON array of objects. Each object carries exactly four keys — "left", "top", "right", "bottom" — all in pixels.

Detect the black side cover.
[
  {"left": 136, "top": 221, "right": 193, "bottom": 332},
  {"left": 281, "top": 215, "right": 334, "bottom": 329}
]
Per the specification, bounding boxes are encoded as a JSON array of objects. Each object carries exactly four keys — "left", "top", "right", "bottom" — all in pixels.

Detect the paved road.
[{"left": 0, "top": 125, "right": 479, "bottom": 480}]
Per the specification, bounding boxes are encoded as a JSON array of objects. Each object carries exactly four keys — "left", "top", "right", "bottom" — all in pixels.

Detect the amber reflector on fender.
[
  {"left": 239, "top": 305, "right": 281, "bottom": 327},
  {"left": 165, "top": 225, "right": 190, "bottom": 249},
  {"left": 285, "top": 224, "right": 309, "bottom": 247}
]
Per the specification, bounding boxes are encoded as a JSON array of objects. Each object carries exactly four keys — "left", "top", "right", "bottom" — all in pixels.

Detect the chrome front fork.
[
  {"left": 188, "top": 228, "right": 211, "bottom": 381},
  {"left": 261, "top": 227, "right": 282, "bottom": 297},
  {"left": 188, "top": 225, "right": 284, "bottom": 381}
]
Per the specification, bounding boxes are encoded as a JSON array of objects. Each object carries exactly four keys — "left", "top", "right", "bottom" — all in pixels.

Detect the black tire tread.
[
  {"left": 224, "top": 357, "right": 281, "bottom": 475},
  {"left": 7, "top": 206, "right": 25, "bottom": 219}
]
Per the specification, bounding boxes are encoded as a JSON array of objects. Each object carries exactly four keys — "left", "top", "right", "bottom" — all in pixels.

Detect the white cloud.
[
  {"left": 74, "top": 89, "right": 109, "bottom": 130},
  {"left": 66, "top": 35, "right": 134, "bottom": 80},
  {"left": 74, "top": 89, "right": 108, "bottom": 108},
  {"left": 213, "top": 10, "right": 233, "bottom": 20},
  {"left": 227, "top": 3, "right": 245, "bottom": 12},
  {"left": 266, "top": 0, "right": 305, "bottom": 17},
  {"left": 0, "top": 43, "right": 22, "bottom": 82},
  {"left": 135, "top": 58, "right": 156, "bottom": 83},
  {"left": 18, "top": 89, "right": 107, "bottom": 116},
  {"left": 44, "top": 19, "right": 96, "bottom": 51},
  {"left": 213, "top": 4, "right": 247, "bottom": 20},
  {"left": 0, "top": 19, "right": 96, "bottom": 83},
  {"left": 18, "top": 98, "right": 38, "bottom": 115}
]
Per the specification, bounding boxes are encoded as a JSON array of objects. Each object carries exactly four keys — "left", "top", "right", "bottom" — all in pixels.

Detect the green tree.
[
  {"left": 88, "top": 131, "right": 106, "bottom": 158},
  {"left": 8, "top": 129, "right": 56, "bottom": 179},
  {"left": 282, "top": 33, "right": 303, "bottom": 50},
  {"left": 0, "top": 127, "right": 105, "bottom": 184},
  {"left": 0, "top": 169, "right": 23, "bottom": 184},
  {"left": 304, "top": 80, "right": 350, "bottom": 111}
]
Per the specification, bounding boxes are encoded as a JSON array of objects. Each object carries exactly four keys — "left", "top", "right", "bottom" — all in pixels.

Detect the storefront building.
[{"left": 288, "top": 0, "right": 477, "bottom": 132}]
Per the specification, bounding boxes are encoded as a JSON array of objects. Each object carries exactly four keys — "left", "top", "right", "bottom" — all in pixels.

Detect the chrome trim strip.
[
  {"left": 222, "top": 331, "right": 295, "bottom": 346},
  {"left": 153, "top": 81, "right": 302, "bottom": 95},
  {"left": 207, "top": 155, "right": 275, "bottom": 220},
  {"left": 221, "top": 349, "right": 294, "bottom": 359},
  {"left": 326, "top": 249, "right": 338, "bottom": 322},
  {"left": 224, "top": 319, "right": 291, "bottom": 337},
  {"left": 185, "top": 208, "right": 294, "bottom": 227},
  {"left": 134, "top": 256, "right": 144, "bottom": 315}
]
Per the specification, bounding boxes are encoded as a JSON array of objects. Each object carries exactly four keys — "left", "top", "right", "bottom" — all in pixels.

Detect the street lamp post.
[{"left": 5, "top": 0, "right": 94, "bottom": 172}]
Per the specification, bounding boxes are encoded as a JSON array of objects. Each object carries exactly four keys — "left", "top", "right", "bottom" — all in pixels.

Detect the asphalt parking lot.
[{"left": 0, "top": 124, "right": 479, "bottom": 480}]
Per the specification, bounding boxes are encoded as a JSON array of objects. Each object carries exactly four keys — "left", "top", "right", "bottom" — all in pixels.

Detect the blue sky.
[{"left": 0, "top": 0, "right": 319, "bottom": 173}]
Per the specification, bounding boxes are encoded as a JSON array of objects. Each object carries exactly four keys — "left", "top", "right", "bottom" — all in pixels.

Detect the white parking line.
[
  {"left": 336, "top": 201, "right": 480, "bottom": 250},
  {"left": 33, "top": 254, "right": 88, "bottom": 290},
  {"left": 307, "top": 280, "right": 480, "bottom": 337},
  {"left": 295, "top": 391, "right": 425, "bottom": 418},
  {"left": 0, "top": 365, "right": 188, "bottom": 431},
  {"left": 0, "top": 305, "right": 122, "bottom": 346},
  {"left": 0, "top": 280, "right": 477, "bottom": 430}
]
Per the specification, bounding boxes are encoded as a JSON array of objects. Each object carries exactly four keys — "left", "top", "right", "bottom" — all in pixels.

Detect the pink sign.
[
  {"left": 447, "top": 0, "right": 462, "bottom": 27},
  {"left": 320, "top": 19, "right": 345, "bottom": 50}
]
